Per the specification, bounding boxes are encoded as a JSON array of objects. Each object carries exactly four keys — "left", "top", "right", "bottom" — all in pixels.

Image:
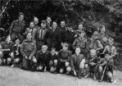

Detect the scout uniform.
[
  {"left": 49, "top": 50, "right": 59, "bottom": 73},
  {"left": 70, "top": 53, "right": 86, "bottom": 78},
  {"left": 58, "top": 47, "right": 71, "bottom": 73},
  {"left": 24, "top": 27, "right": 37, "bottom": 40},
  {"left": 45, "top": 27, "right": 61, "bottom": 51},
  {"left": 0, "top": 40, "right": 14, "bottom": 65},
  {"left": 36, "top": 27, "right": 47, "bottom": 50},
  {"left": 9, "top": 19, "right": 25, "bottom": 42},
  {"left": 36, "top": 49, "right": 51, "bottom": 71},
  {"left": 20, "top": 39, "right": 36, "bottom": 69},
  {"left": 12, "top": 44, "right": 22, "bottom": 67},
  {"left": 63, "top": 30, "right": 75, "bottom": 51},
  {"left": 73, "top": 37, "right": 88, "bottom": 57}
]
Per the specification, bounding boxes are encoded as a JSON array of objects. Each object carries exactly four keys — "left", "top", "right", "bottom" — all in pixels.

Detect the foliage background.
[{"left": 0, "top": 0, "right": 122, "bottom": 70}]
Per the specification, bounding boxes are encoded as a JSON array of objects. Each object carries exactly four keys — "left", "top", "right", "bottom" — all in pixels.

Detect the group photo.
[{"left": 0, "top": 0, "right": 122, "bottom": 86}]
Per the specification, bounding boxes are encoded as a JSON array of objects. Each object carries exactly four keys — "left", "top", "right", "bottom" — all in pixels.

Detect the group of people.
[{"left": 0, "top": 12, "right": 117, "bottom": 83}]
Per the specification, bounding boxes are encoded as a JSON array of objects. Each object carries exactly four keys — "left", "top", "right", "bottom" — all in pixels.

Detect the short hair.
[
  {"left": 42, "top": 45, "right": 48, "bottom": 50},
  {"left": 41, "top": 20, "right": 46, "bottom": 24},
  {"left": 19, "top": 12, "right": 24, "bottom": 16}
]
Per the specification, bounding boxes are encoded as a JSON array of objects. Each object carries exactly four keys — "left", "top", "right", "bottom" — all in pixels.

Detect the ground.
[{"left": 0, "top": 67, "right": 122, "bottom": 86}]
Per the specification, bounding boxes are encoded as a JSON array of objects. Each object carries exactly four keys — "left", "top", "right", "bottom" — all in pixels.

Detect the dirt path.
[{"left": 0, "top": 66, "right": 122, "bottom": 86}]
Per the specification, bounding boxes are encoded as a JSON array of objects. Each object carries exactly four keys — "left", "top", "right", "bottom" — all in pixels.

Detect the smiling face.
[
  {"left": 52, "top": 22, "right": 57, "bottom": 29},
  {"left": 75, "top": 47, "right": 81, "bottom": 55},
  {"left": 46, "top": 17, "right": 51, "bottom": 24},
  {"left": 30, "top": 22, "right": 35, "bottom": 28},
  {"left": 78, "top": 24, "right": 83, "bottom": 30},
  {"left": 34, "top": 17, "right": 39, "bottom": 25},
  {"left": 60, "top": 21, "right": 65, "bottom": 28},
  {"left": 27, "top": 33, "right": 32, "bottom": 41},
  {"left": 19, "top": 14, "right": 24, "bottom": 21}
]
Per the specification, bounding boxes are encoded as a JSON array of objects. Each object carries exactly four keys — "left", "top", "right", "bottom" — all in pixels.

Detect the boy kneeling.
[
  {"left": 70, "top": 47, "right": 88, "bottom": 79},
  {"left": 49, "top": 47, "right": 59, "bottom": 73},
  {"left": 58, "top": 43, "right": 71, "bottom": 74},
  {"left": 36, "top": 45, "right": 51, "bottom": 72}
]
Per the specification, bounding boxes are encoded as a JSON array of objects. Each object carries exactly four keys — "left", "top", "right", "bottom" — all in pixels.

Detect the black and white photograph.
[{"left": 0, "top": 0, "right": 122, "bottom": 86}]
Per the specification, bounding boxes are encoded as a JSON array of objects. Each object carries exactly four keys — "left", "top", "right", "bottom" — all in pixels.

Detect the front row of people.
[{"left": 0, "top": 32, "right": 116, "bottom": 83}]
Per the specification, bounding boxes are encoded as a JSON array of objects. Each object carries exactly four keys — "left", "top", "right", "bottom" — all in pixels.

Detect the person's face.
[
  {"left": 105, "top": 54, "right": 110, "bottom": 60},
  {"left": 108, "top": 39, "right": 113, "bottom": 46},
  {"left": 27, "top": 33, "right": 32, "bottom": 40},
  {"left": 75, "top": 48, "right": 81, "bottom": 55},
  {"left": 67, "top": 27, "right": 73, "bottom": 31},
  {"left": 34, "top": 19, "right": 39, "bottom": 25},
  {"left": 19, "top": 15, "right": 24, "bottom": 21},
  {"left": 41, "top": 23, "right": 46, "bottom": 28},
  {"left": 78, "top": 24, "right": 83, "bottom": 30},
  {"left": 60, "top": 21, "right": 65, "bottom": 27},
  {"left": 6, "top": 37, "right": 10, "bottom": 43},
  {"left": 15, "top": 39, "right": 20, "bottom": 45},
  {"left": 42, "top": 48, "right": 47, "bottom": 53},
  {"left": 46, "top": 17, "right": 51, "bottom": 24},
  {"left": 79, "top": 32, "right": 85, "bottom": 38},
  {"left": 52, "top": 22, "right": 57, "bottom": 29},
  {"left": 30, "top": 22, "right": 35, "bottom": 28},
  {"left": 90, "top": 51, "right": 96, "bottom": 58},
  {"left": 101, "top": 27, "right": 106, "bottom": 33},
  {"left": 62, "top": 46, "right": 68, "bottom": 50}
]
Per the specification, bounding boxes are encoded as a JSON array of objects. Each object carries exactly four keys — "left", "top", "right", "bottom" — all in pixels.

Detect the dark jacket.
[{"left": 20, "top": 39, "right": 36, "bottom": 58}]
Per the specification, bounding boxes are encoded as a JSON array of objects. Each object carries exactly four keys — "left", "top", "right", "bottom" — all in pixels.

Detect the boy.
[
  {"left": 73, "top": 31, "right": 89, "bottom": 57},
  {"left": 11, "top": 39, "right": 22, "bottom": 67},
  {"left": 88, "top": 49, "right": 100, "bottom": 80},
  {"left": 36, "top": 45, "right": 51, "bottom": 72},
  {"left": 49, "top": 47, "right": 59, "bottom": 73},
  {"left": 0, "top": 36, "right": 14, "bottom": 65},
  {"left": 36, "top": 20, "right": 47, "bottom": 50},
  {"left": 97, "top": 54, "right": 114, "bottom": 82},
  {"left": 20, "top": 33, "right": 37, "bottom": 70},
  {"left": 70, "top": 47, "right": 88, "bottom": 79},
  {"left": 58, "top": 43, "right": 71, "bottom": 74}
]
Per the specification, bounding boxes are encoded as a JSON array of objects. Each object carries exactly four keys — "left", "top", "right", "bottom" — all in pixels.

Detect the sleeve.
[
  {"left": 20, "top": 40, "right": 27, "bottom": 57},
  {"left": 29, "top": 41, "right": 36, "bottom": 57},
  {"left": 72, "top": 39, "right": 77, "bottom": 49},
  {"left": 70, "top": 55, "right": 75, "bottom": 71},
  {"left": 9, "top": 21, "right": 15, "bottom": 35},
  {"left": 97, "top": 40, "right": 104, "bottom": 51}
]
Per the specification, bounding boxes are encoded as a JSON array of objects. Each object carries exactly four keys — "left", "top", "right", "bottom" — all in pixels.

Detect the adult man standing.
[{"left": 9, "top": 12, "right": 25, "bottom": 43}]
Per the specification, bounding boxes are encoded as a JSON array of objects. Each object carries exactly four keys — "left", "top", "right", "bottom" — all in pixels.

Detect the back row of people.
[{"left": 0, "top": 12, "right": 117, "bottom": 83}]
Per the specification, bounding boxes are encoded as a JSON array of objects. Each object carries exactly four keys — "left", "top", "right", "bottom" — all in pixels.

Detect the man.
[
  {"left": 73, "top": 31, "right": 89, "bottom": 57},
  {"left": 88, "top": 49, "right": 100, "bottom": 80},
  {"left": 46, "top": 16, "right": 52, "bottom": 29},
  {"left": 24, "top": 22, "right": 37, "bottom": 40},
  {"left": 0, "top": 36, "right": 14, "bottom": 65},
  {"left": 89, "top": 31, "right": 104, "bottom": 55},
  {"left": 36, "top": 20, "right": 47, "bottom": 50},
  {"left": 11, "top": 39, "right": 22, "bottom": 67},
  {"left": 45, "top": 21, "right": 61, "bottom": 51},
  {"left": 70, "top": 47, "right": 88, "bottom": 79},
  {"left": 20, "top": 33, "right": 37, "bottom": 70},
  {"left": 33, "top": 17, "right": 40, "bottom": 30},
  {"left": 63, "top": 25, "right": 75, "bottom": 51},
  {"left": 58, "top": 43, "right": 71, "bottom": 74},
  {"left": 36, "top": 45, "right": 51, "bottom": 72},
  {"left": 9, "top": 12, "right": 25, "bottom": 43}
]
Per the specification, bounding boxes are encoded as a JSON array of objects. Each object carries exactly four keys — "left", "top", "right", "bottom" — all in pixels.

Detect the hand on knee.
[
  {"left": 32, "top": 58, "right": 37, "bottom": 64},
  {"left": 99, "top": 66, "right": 103, "bottom": 73},
  {"left": 54, "top": 60, "right": 58, "bottom": 65},
  {"left": 59, "top": 68, "right": 64, "bottom": 73},
  {"left": 65, "top": 62, "right": 69, "bottom": 67},
  {"left": 66, "top": 67, "right": 71, "bottom": 73},
  {"left": 7, "top": 58, "right": 12, "bottom": 63},
  {"left": 38, "top": 66, "right": 43, "bottom": 70},
  {"left": 14, "top": 58, "right": 20, "bottom": 63}
]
